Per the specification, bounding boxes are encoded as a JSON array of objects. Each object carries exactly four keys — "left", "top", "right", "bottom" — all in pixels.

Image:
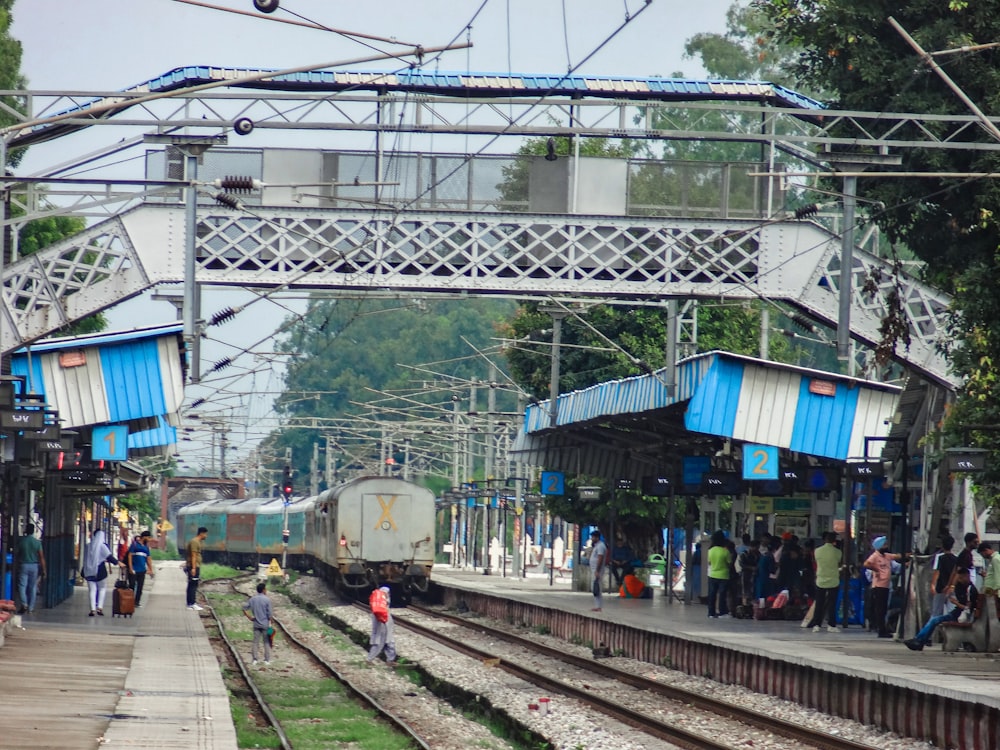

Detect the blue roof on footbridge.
[{"left": 10, "top": 67, "right": 824, "bottom": 147}]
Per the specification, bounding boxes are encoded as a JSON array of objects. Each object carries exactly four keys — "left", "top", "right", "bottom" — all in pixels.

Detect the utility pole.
[{"left": 310, "top": 442, "right": 319, "bottom": 496}]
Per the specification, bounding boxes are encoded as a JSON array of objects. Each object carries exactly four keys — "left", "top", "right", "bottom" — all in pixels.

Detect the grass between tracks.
[{"left": 206, "top": 589, "right": 417, "bottom": 750}]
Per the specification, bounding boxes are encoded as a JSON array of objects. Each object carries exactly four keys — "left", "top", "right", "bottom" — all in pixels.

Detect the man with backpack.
[{"left": 367, "top": 586, "right": 397, "bottom": 665}]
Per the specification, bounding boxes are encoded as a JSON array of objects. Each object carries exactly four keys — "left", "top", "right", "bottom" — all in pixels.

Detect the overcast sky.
[{"left": 9, "top": 0, "right": 731, "bottom": 472}]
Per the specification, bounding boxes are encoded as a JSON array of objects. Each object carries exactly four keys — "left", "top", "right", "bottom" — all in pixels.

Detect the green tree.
[
  {"left": 757, "top": 0, "right": 1000, "bottom": 285},
  {"left": 266, "top": 296, "right": 517, "bottom": 483},
  {"left": 757, "top": 0, "right": 1000, "bottom": 501},
  {"left": 0, "top": 0, "right": 26, "bottom": 169}
]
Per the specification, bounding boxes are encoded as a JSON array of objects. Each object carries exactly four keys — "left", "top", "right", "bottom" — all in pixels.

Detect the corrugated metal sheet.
[
  {"left": 789, "top": 379, "right": 859, "bottom": 458},
  {"left": 847, "top": 387, "right": 900, "bottom": 459},
  {"left": 101, "top": 338, "right": 166, "bottom": 421},
  {"left": 685, "top": 356, "right": 742, "bottom": 437},
  {"left": 11, "top": 326, "right": 186, "bottom": 454},
  {"left": 516, "top": 351, "right": 900, "bottom": 465},
  {"left": 733, "top": 366, "right": 800, "bottom": 446}
]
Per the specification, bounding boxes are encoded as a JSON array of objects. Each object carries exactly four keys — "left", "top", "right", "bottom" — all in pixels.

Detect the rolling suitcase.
[{"left": 113, "top": 570, "right": 135, "bottom": 618}]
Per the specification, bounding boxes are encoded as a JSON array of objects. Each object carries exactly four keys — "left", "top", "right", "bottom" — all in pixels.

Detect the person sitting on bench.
[
  {"left": 904, "top": 567, "right": 978, "bottom": 651},
  {"left": 610, "top": 538, "right": 634, "bottom": 587}
]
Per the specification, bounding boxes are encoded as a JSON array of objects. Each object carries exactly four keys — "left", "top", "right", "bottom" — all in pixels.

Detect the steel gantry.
[
  {"left": 0, "top": 67, "right": 975, "bottom": 387},
  {"left": 0, "top": 201, "right": 952, "bottom": 384}
]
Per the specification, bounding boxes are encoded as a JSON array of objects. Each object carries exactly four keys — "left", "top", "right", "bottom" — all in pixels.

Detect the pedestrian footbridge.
[{"left": 0, "top": 202, "right": 953, "bottom": 386}]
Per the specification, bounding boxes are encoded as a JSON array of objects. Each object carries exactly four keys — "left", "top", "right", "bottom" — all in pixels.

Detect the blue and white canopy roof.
[{"left": 514, "top": 351, "right": 900, "bottom": 468}]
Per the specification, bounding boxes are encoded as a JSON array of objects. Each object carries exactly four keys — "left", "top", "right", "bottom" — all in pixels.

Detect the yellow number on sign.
[
  {"left": 102, "top": 429, "right": 117, "bottom": 456},
  {"left": 751, "top": 449, "right": 771, "bottom": 475},
  {"left": 544, "top": 474, "right": 560, "bottom": 493}
]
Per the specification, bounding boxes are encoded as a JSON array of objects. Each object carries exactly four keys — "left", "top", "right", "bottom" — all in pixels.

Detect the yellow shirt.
[{"left": 188, "top": 536, "right": 203, "bottom": 570}]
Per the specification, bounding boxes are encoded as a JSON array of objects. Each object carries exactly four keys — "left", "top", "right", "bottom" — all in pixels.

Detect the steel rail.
[
  {"left": 204, "top": 602, "right": 293, "bottom": 750},
  {"left": 269, "top": 613, "right": 433, "bottom": 750},
  {"left": 406, "top": 603, "right": 879, "bottom": 750},
  {"left": 358, "top": 602, "right": 737, "bottom": 750}
]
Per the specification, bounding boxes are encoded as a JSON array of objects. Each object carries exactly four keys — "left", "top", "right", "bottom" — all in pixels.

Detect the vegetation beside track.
[
  {"left": 283, "top": 585, "right": 548, "bottom": 750},
  {"left": 204, "top": 584, "right": 420, "bottom": 750}
]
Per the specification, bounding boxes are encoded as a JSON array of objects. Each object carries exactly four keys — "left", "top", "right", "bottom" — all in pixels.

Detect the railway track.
[
  {"left": 206, "top": 583, "right": 433, "bottom": 750},
  {"left": 389, "top": 602, "right": 881, "bottom": 750}
]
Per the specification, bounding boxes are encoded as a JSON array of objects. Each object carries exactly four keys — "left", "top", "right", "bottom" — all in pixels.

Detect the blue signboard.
[
  {"left": 540, "top": 471, "right": 565, "bottom": 496},
  {"left": 742, "top": 444, "right": 779, "bottom": 480},
  {"left": 92, "top": 425, "right": 128, "bottom": 461}
]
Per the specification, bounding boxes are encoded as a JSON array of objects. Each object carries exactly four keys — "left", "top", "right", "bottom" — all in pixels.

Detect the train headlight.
[{"left": 339, "top": 534, "right": 347, "bottom": 547}]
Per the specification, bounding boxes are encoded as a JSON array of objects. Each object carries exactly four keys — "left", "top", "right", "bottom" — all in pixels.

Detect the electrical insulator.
[
  {"left": 214, "top": 192, "right": 243, "bottom": 210},
  {"left": 210, "top": 307, "right": 237, "bottom": 326},
  {"left": 791, "top": 314, "right": 818, "bottom": 334},
  {"left": 211, "top": 357, "right": 233, "bottom": 372},
  {"left": 215, "top": 176, "right": 259, "bottom": 192},
  {"left": 794, "top": 203, "right": 820, "bottom": 220}
]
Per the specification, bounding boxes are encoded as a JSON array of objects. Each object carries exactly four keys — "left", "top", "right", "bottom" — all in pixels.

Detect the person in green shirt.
[
  {"left": 707, "top": 530, "right": 732, "bottom": 618},
  {"left": 978, "top": 542, "right": 1000, "bottom": 596},
  {"left": 805, "top": 531, "right": 843, "bottom": 633},
  {"left": 16, "top": 523, "right": 46, "bottom": 614}
]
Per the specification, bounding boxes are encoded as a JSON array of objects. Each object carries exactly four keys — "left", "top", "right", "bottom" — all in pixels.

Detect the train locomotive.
[{"left": 177, "top": 475, "right": 436, "bottom": 601}]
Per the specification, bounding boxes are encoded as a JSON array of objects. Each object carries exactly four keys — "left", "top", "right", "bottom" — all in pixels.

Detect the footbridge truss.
[{"left": 0, "top": 202, "right": 953, "bottom": 386}]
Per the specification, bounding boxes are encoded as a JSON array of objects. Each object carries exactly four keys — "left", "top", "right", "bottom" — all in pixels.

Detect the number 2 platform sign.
[{"left": 742, "top": 444, "right": 779, "bottom": 481}]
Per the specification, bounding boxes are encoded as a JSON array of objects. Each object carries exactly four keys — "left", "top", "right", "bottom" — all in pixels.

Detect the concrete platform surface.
[{"left": 0, "top": 561, "right": 237, "bottom": 750}]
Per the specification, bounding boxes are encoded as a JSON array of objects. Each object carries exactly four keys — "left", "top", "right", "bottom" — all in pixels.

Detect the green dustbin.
[{"left": 646, "top": 554, "right": 666, "bottom": 576}]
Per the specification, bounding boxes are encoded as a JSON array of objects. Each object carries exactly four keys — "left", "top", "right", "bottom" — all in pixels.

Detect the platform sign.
[
  {"left": 849, "top": 461, "right": 882, "bottom": 479},
  {"left": 945, "top": 449, "right": 987, "bottom": 473},
  {"left": 742, "top": 444, "right": 779, "bottom": 480},
  {"left": 540, "top": 471, "right": 565, "bottom": 496},
  {"left": 0, "top": 409, "right": 44, "bottom": 430},
  {"left": 92, "top": 425, "right": 128, "bottom": 461}
]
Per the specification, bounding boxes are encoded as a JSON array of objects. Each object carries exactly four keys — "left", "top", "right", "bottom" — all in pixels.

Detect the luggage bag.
[{"left": 113, "top": 570, "right": 135, "bottom": 617}]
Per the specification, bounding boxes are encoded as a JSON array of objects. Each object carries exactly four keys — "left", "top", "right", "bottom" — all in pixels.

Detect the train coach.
[{"left": 177, "top": 476, "right": 435, "bottom": 601}]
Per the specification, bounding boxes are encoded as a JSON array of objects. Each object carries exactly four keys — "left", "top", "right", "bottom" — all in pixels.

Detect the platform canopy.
[
  {"left": 511, "top": 351, "right": 901, "bottom": 486},
  {"left": 11, "top": 322, "right": 186, "bottom": 459}
]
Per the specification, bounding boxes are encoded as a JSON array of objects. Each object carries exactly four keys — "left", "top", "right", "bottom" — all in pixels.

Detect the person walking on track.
[
  {"left": 82, "top": 529, "right": 120, "bottom": 617},
  {"left": 186, "top": 527, "right": 208, "bottom": 611},
  {"left": 243, "top": 581, "right": 273, "bottom": 666},
  {"left": 589, "top": 530, "right": 608, "bottom": 612},
  {"left": 367, "top": 586, "right": 396, "bottom": 665}
]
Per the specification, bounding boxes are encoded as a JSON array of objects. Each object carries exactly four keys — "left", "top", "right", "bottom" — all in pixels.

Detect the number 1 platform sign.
[
  {"left": 742, "top": 444, "right": 779, "bottom": 481},
  {"left": 92, "top": 424, "right": 128, "bottom": 461}
]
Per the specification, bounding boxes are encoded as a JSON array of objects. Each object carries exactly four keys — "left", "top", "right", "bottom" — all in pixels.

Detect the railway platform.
[
  {"left": 0, "top": 560, "right": 237, "bottom": 750},
  {"left": 431, "top": 565, "right": 1000, "bottom": 750}
]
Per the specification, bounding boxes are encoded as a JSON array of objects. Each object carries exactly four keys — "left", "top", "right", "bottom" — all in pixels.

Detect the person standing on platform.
[
  {"left": 243, "top": 581, "right": 273, "bottom": 665},
  {"left": 367, "top": 585, "right": 396, "bottom": 664},
  {"left": 806, "top": 532, "right": 842, "bottom": 632},
  {"left": 128, "top": 530, "right": 155, "bottom": 607},
  {"left": 754, "top": 539, "right": 776, "bottom": 603},
  {"left": 707, "top": 530, "right": 732, "bottom": 618},
  {"left": 15, "top": 523, "right": 46, "bottom": 614},
  {"left": 863, "top": 536, "right": 906, "bottom": 638},
  {"left": 589, "top": 530, "right": 608, "bottom": 612},
  {"left": 186, "top": 526, "right": 208, "bottom": 611},
  {"left": 929, "top": 535, "right": 958, "bottom": 617},
  {"left": 904, "top": 567, "right": 978, "bottom": 651},
  {"left": 82, "top": 529, "right": 119, "bottom": 617},
  {"left": 978, "top": 542, "right": 999, "bottom": 596}
]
